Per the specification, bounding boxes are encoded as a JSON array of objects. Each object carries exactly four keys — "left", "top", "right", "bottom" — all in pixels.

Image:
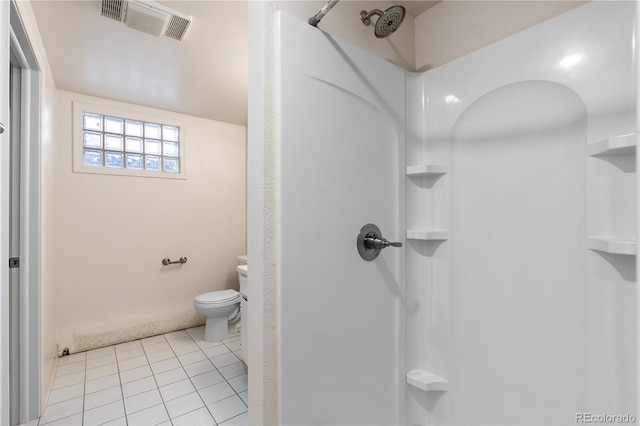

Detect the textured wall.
[
  {"left": 247, "top": 2, "right": 274, "bottom": 423},
  {"left": 54, "top": 91, "right": 246, "bottom": 353}
]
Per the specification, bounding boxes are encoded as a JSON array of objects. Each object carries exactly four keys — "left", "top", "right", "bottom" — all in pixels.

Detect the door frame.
[{"left": 3, "top": 1, "right": 42, "bottom": 424}]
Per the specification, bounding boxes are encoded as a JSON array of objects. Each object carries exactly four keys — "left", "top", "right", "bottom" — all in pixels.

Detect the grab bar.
[{"left": 162, "top": 257, "right": 187, "bottom": 266}]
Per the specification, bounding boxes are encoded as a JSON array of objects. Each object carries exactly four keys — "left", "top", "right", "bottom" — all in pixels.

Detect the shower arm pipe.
[
  {"left": 360, "top": 9, "right": 384, "bottom": 25},
  {"left": 308, "top": 0, "right": 339, "bottom": 27}
]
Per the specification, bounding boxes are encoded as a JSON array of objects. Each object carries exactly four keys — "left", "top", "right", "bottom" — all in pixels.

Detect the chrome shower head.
[{"left": 360, "top": 5, "right": 406, "bottom": 38}]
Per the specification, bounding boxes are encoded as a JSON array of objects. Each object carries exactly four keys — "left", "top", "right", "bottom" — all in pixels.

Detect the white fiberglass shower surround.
[{"left": 273, "top": 2, "right": 638, "bottom": 425}]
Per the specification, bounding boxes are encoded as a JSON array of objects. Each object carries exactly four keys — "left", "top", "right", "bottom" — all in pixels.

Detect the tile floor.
[{"left": 32, "top": 327, "right": 248, "bottom": 426}]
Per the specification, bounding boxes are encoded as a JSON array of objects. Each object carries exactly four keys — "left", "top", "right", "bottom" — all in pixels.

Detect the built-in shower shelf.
[
  {"left": 406, "top": 370, "right": 448, "bottom": 392},
  {"left": 406, "top": 164, "right": 449, "bottom": 177},
  {"left": 406, "top": 229, "right": 449, "bottom": 241},
  {"left": 587, "top": 236, "right": 637, "bottom": 255},
  {"left": 588, "top": 133, "right": 637, "bottom": 157}
]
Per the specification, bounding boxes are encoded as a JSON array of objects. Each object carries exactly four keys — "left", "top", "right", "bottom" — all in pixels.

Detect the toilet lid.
[{"left": 195, "top": 289, "right": 239, "bottom": 304}]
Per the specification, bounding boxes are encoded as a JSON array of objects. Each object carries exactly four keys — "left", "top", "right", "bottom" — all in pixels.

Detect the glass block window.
[{"left": 81, "top": 112, "right": 181, "bottom": 174}]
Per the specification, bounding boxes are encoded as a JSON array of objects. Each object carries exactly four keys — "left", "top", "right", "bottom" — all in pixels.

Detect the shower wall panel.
[
  {"left": 407, "top": 2, "right": 637, "bottom": 425},
  {"left": 276, "top": 12, "right": 406, "bottom": 425},
  {"left": 450, "top": 81, "right": 587, "bottom": 424},
  {"left": 275, "top": 2, "right": 636, "bottom": 425}
]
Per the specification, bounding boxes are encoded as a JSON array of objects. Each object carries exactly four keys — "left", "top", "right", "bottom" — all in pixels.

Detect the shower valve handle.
[
  {"left": 357, "top": 223, "right": 402, "bottom": 261},
  {"left": 364, "top": 236, "right": 402, "bottom": 250}
]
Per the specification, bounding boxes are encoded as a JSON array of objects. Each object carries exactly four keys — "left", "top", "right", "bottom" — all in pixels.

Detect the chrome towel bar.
[{"left": 162, "top": 257, "right": 187, "bottom": 266}]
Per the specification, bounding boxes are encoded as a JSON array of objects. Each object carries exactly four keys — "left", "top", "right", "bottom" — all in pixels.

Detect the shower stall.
[{"left": 256, "top": 1, "right": 638, "bottom": 424}]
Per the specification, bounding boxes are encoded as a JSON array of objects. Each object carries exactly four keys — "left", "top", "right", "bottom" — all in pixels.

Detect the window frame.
[{"left": 72, "top": 101, "right": 186, "bottom": 179}]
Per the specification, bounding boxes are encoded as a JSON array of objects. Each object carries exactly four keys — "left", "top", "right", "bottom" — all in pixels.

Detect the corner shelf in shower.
[
  {"left": 588, "top": 133, "right": 637, "bottom": 157},
  {"left": 587, "top": 236, "right": 637, "bottom": 255},
  {"left": 406, "top": 370, "right": 448, "bottom": 392},
  {"left": 406, "top": 229, "right": 449, "bottom": 241},
  {"left": 406, "top": 164, "right": 449, "bottom": 177}
]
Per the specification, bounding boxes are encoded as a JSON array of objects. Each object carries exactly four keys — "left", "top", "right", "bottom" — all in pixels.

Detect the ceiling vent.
[
  {"left": 100, "top": 0, "right": 192, "bottom": 41},
  {"left": 101, "top": 0, "right": 126, "bottom": 21},
  {"left": 164, "top": 14, "right": 191, "bottom": 41}
]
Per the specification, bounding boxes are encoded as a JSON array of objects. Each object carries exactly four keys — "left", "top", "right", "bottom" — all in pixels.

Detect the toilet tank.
[
  {"left": 236, "top": 263, "right": 248, "bottom": 364},
  {"left": 237, "top": 264, "right": 248, "bottom": 298}
]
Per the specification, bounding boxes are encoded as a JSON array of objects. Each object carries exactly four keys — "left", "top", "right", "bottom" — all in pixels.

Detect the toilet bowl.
[{"left": 194, "top": 289, "right": 240, "bottom": 341}]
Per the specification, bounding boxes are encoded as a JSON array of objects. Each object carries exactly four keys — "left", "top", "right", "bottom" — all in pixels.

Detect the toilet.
[{"left": 193, "top": 288, "right": 240, "bottom": 342}]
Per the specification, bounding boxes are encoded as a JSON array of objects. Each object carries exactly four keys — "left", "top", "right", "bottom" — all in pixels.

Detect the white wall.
[
  {"left": 414, "top": 0, "right": 587, "bottom": 70},
  {"left": 38, "top": 29, "right": 58, "bottom": 417},
  {"left": 54, "top": 91, "right": 246, "bottom": 353}
]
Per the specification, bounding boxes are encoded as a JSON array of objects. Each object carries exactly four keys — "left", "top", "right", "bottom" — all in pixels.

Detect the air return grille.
[
  {"left": 100, "top": 0, "right": 192, "bottom": 41},
  {"left": 164, "top": 15, "right": 190, "bottom": 41},
  {"left": 101, "top": 0, "right": 125, "bottom": 21}
]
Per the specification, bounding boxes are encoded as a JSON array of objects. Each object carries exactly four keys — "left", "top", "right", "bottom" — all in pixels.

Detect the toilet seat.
[{"left": 194, "top": 289, "right": 239, "bottom": 306}]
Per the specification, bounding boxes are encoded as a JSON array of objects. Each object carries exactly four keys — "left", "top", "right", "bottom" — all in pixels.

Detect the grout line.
[
  {"left": 114, "top": 341, "right": 129, "bottom": 426},
  {"left": 179, "top": 331, "right": 239, "bottom": 421},
  {"left": 140, "top": 334, "right": 167, "bottom": 420},
  {"left": 220, "top": 340, "right": 248, "bottom": 409},
  {"left": 124, "top": 401, "right": 165, "bottom": 418},
  {"left": 166, "top": 330, "right": 211, "bottom": 420},
  {"left": 149, "top": 334, "right": 198, "bottom": 421},
  {"left": 52, "top": 362, "right": 87, "bottom": 378},
  {"left": 168, "top": 403, "right": 211, "bottom": 424},
  {"left": 81, "top": 358, "right": 86, "bottom": 426},
  {"left": 222, "top": 411, "right": 249, "bottom": 425}
]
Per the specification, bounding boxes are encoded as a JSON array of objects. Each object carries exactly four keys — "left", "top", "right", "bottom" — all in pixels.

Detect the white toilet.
[{"left": 193, "top": 289, "right": 240, "bottom": 342}]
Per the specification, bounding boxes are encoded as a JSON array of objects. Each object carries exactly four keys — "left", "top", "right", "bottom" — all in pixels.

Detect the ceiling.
[
  {"left": 31, "top": 1, "right": 439, "bottom": 127},
  {"left": 31, "top": 0, "right": 248, "bottom": 125}
]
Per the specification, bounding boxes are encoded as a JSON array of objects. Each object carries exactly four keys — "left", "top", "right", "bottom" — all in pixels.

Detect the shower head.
[{"left": 360, "top": 5, "right": 405, "bottom": 38}]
